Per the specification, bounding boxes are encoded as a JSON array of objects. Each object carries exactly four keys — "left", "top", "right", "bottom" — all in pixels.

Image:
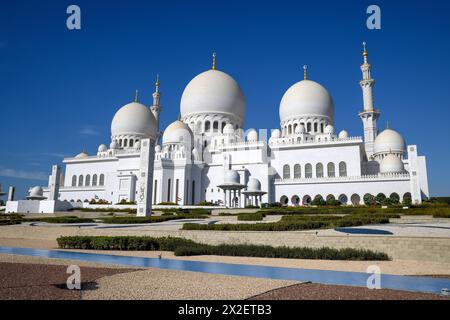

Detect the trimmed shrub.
[
  {"left": 363, "top": 194, "right": 376, "bottom": 206},
  {"left": 237, "top": 212, "right": 265, "bottom": 221},
  {"left": 78, "top": 207, "right": 137, "bottom": 214},
  {"left": 24, "top": 216, "right": 95, "bottom": 224},
  {"left": 57, "top": 236, "right": 196, "bottom": 251},
  {"left": 161, "top": 212, "right": 175, "bottom": 216},
  {"left": 183, "top": 213, "right": 394, "bottom": 232},
  {"left": 0, "top": 219, "right": 21, "bottom": 226},
  {"left": 57, "top": 236, "right": 389, "bottom": 261},
  {"left": 174, "top": 244, "right": 389, "bottom": 261},
  {"left": 99, "top": 213, "right": 208, "bottom": 224},
  {"left": 430, "top": 208, "right": 450, "bottom": 218},
  {"left": 116, "top": 200, "right": 136, "bottom": 205},
  {"left": 312, "top": 195, "right": 326, "bottom": 206},
  {"left": 195, "top": 201, "right": 218, "bottom": 206},
  {"left": 89, "top": 199, "right": 110, "bottom": 205}
]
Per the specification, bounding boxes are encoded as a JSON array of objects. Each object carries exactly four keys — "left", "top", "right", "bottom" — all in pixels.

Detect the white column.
[
  {"left": 238, "top": 189, "right": 241, "bottom": 208},
  {"left": 48, "top": 165, "right": 61, "bottom": 201},
  {"left": 137, "top": 138, "right": 156, "bottom": 216},
  {"left": 7, "top": 186, "right": 15, "bottom": 202}
]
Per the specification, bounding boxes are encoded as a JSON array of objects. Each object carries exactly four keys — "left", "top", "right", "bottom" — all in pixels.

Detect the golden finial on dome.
[
  {"left": 303, "top": 65, "right": 308, "bottom": 80},
  {"left": 362, "top": 41, "right": 368, "bottom": 63},
  {"left": 134, "top": 89, "right": 139, "bottom": 103},
  {"left": 212, "top": 52, "right": 217, "bottom": 70},
  {"left": 155, "top": 74, "right": 160, "bottom": 93}
]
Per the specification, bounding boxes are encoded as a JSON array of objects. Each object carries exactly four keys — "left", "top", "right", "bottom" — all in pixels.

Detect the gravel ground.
[
  {"left": 81, "top": 268, "right": 299, "bottom": 300},
  {"left": 0, "top": 253, "right": 140, "bottom": 269},
  {"left": 2, "top": 260, "right": 447, "bottom": 300},
  {"left": 249, "top": 283, "right": 450, "bottom": 300},
  {"left": 0, "top": 258, "right": 298, "bottom": 300},
  {"left": 0, "top": 262, "right": 136, "bottom": 300}
]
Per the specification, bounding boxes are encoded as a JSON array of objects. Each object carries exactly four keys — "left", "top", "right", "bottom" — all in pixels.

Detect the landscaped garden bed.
[
  {"left": 182, "top": 214, "right": 395, "bottom": 231},
  {"left": 57, "top": 236, "right": 390, "bottom": 261}
]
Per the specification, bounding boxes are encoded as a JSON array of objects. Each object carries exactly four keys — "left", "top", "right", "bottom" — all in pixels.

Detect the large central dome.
[
  {"left": 180, "top": 69, "right": 246, "bottom": 121},
  {"left": 279, "top": 80, "right": 334, "bottom": 124}
]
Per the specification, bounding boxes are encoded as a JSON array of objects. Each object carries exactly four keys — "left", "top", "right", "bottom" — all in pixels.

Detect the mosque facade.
[{"left": 43, "top": 45, "right": 429, "bottom": 207}]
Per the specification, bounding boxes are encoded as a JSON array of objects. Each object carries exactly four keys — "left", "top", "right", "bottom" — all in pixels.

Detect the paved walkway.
[{"left": 19, "top": 216, "right": 450, "bottom": 238}]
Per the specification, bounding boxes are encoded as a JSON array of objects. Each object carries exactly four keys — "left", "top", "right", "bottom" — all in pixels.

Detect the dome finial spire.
[
  {"left": 212, "top": 52, "right": 217, "bottom": 70},
  {"left": 155, "top": 74, "right": 160, "bottom": 93},
  {"left": 362, "top": 41, "right": 368, "bottom": 64},
  {"left": 134, "top": 89, "right": 139, "bottom": 103},
  {"left": 303, "top": 65, "right": 308, "bottom": 80},
  {"left": 386, "top": 121, "right": 390, "bottom": 129}
]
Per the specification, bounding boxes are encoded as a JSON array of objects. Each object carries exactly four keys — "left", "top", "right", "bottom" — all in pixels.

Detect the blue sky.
[{"left": 1, "top": 0, "right": 449, "bottom": 199}]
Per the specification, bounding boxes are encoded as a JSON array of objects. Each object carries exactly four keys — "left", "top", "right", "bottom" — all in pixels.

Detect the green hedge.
[
  {"left": 159, "top": 208, "right": 212, "bottom": 215},
  {"left": 0, "top": 219, "right": 21, "bottom": 226},
  {"left": 77, "top": 207, "right": 136, "bottom": 214},
  {"left": 24, "top": 216, "right": 95, "bottom": 224},
  {"left": 174, "top": 244, "right": 389, "bottom": 261},
  {"left": 431, "top": 209, "right": 450, "bottom": 218},
  {"left": 237, "top": 212, "right": 265, "bottom": 221},
  {"left": 259, "top": 204, "right": 450, "bottom": 217},
  {"left": 98, "top": 213, "right": 208, "bottom": 224},
  {"left": 56, "top": 236, "right": 389, "bottom": 261},
  {"left": 183, "top": 221, "right": 330, "bottom": 231},
  {"left": 57, "top": 236, "right": 195, "bottom": 250},
  {"left": 183, "top": 214, "right": 392, "bottom": 231}
]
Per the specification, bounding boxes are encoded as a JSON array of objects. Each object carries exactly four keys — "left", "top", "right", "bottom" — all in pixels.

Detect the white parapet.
[{"left": 5, "top": 200, "right": 73, "bottom": 214}]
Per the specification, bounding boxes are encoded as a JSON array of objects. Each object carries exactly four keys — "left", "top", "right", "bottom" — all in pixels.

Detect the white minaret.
[
  {"left": 358, "top": 42, "right": 380, "bottom": 159},
  {"left": 150, "top": 74, "right": 162, "bottom": 142}
]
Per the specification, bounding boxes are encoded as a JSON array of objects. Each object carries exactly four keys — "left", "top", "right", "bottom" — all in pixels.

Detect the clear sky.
[{"left": 1, "top": 0, "right": 449, "bottom": 199}]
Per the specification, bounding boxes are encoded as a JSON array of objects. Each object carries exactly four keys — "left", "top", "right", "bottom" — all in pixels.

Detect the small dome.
[
  {"left": 280, "top": 80, "right": 334, "bottom": 124},
  {"left": 29, "top": 186, "right": 43, "bottom": 197},
  {"left": 374, "top": 128, "right": 406, "bottom": 155},
  {"left": 162, "top": 120, "right": 193, "bottom": 147},
  {"left": 247, "top": 178, "right": 261, "bottom": 191},
  {"left": 235, "top": 128, "right": 244, "bottom": 138},
  {"left": 223, "top": 123, "right": 235, "bottom": 135},
  {"left": 75, "top": 151, "right": 88, "bottom": 159},
  {"left": 180, "top": 69, "right": 246, "bottom": 122},
  {"left": 224, "top": 170, "right": 240, "bottom": 184},
  {"left": 111, "top": 102, "right": 157, "bottom": 139},
  {"left": 155, "top": 145, "right": 162, "bottom": 153},
  {"left": 98, "top": 144, "right": 107, "bottom": 153},
  {"left": 324, "top": 124, "right": 335, "bottom": 134},
  {"left": 338, "top": 130, "right": 349, "bottom": 139},
  {"left": 247, "top": 129, "right": 258, "bottom": 142},
  {"left": 271, "top": 129, "right": 281, "bottom": 139},
  {"left": 109, "top": 141, "right": 118, "bottom": 149},
  {"left": 27, "top": 186, "right": 46, "bottom": 200},
  {"left": 380, "top": 154, "right": 405, "bottom": 174}
]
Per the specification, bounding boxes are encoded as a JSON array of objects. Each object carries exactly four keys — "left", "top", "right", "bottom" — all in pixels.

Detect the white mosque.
[{"left": 40, "top": 44, "right": 429, "bottom": 208}]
